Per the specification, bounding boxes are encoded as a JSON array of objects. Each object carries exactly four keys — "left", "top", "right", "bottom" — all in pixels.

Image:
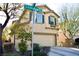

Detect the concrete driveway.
[{"left": 48, "top": 47, "right": 79, "bottom": 56}]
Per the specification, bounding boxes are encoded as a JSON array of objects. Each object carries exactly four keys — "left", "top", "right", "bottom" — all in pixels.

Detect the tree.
[
  {"left": 9, "top": 23, "right": 20, "bottom": 50},
  {"left": 60, "top": 3, "right": 79, "bottom": 46},
  {"left": 17, "top": 28, "right": 32, "bottom": 41},
  {"left": 0, "top": 3, "right": 24, "bottom": 55},
  {"left": 16, "top": 27, "right": 32, "bottom": 55},
  {"left": 2, "top": 27, "right": 9, "bottom": 41},
  {"left": 9, "top": 22, "right": 32, "bottom": 52}
]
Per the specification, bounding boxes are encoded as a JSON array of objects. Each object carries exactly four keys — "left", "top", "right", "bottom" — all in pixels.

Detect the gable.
[
  {"left": 37, "top": 5, "right": 60, "bottom": 18},
  {"left": 37, "top": 5, "right": 51, "bottom": 12}
]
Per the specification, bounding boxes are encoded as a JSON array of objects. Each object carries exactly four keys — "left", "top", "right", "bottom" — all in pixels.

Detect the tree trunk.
[
  {"left": 0, "top": 10, "right": 10, "bottom": 55},
  {"left": 14, "top": 34, "right": 16, "bottom": 51},
  {"left": 63, "top": 33, "right": 74, "bottom": 47},
  {"left": 0, "top": 24, "right": 3, "bottom": 55}
]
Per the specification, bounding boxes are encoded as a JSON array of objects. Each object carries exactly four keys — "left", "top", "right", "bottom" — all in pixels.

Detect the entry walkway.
[{"left": 48, "top": 47, "right": 79, "bottom": 56}]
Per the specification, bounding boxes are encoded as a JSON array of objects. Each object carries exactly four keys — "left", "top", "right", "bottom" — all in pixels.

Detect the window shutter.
[
  {"left": 29, "top": 12, "right": 32, "bottom": 21},
  {"left": 35, "top": 14, "right": 37, "bottom": 23},
  {"left": 55, "top": 18, "right": 56, "bottom": 25},
  {"left": 48, "top": 16, "right": 50, "bottom": 24},
  {"left": 42, "top": 15, "right": 44, "bottom": 23}
]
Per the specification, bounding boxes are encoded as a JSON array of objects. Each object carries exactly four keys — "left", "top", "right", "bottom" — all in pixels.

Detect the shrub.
[
  {"left": 4, "top": 43, "right": 14, "bottom": 52},
  {"left": 33, "top": 43, "right": 47, "bottom": 56},
  {"left": 33, "top": 51, "right": 47, "bottom": 56},
  {"left": 26, "top": 50, "right": 32, "bottom": 56},
  {"left": 33, "top": 43, "right": 40, "bottom": 51},
  {"left": 18, "top": 39, "right": 27, "bottom": 55}
]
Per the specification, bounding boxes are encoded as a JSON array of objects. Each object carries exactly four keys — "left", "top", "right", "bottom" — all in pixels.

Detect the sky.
[{"left": 0, "top": 3, "right": 63, "bottom": 27}]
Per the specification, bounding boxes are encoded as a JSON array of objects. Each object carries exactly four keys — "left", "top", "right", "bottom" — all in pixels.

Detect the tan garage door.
[{"left": 33, "top": 34, "right": 56, "bottom": 47}]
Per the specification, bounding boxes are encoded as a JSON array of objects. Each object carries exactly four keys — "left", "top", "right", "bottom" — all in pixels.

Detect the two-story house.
[
  {"left": 12, "top": 5, "right": 60, "bottom": 50},
  {"left": 32, "top": 5, "right": 59, "bottom": 47}
]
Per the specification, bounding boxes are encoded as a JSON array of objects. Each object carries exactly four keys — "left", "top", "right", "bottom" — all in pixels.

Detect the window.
[
  {"left": 49, "top": 16, "right": 56, "bottom": 27},
  {"left": 36, "top": 14, "right": 44, "bottom": 24}
]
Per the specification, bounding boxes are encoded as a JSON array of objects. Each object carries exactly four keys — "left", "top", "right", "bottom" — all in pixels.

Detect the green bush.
[
  {"left": 18, "top": 39, "right": 27, "bottom": 55},
  {"left": 33, "top": 43, "right": 40, "bottom": 51},
  {"left": 33, "top": 51, "right": 41, "bottom": 56},
  {"left": 33, "top": 43, "right": 47, "bottom": 56},
  {"left": 33, "top": 51, "right": 47, "bottom": 56}
]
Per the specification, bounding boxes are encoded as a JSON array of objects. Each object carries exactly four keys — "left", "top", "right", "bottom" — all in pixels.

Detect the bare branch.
[
  {"left": 2, "top": 10, "right": 10, "bottom": 29},
  {"left": 63, "top": 32, "right": 70, "bottom": 40},
  {"left": 8, "top": 3, "right": 22, "bottom": 14},
  {"left": 5, "top": 3, "right": 8, "bottom": 11},
  {"left": 1, "top": 3, "right": 22, "bottom": 29},
  {"left": 8, "top": 6, "right": 16, "bottom": 14},
  {"left": 3, "top": 3, "right": 6, "bottom": 10},
  {"left": 0, "top": 7, "right": 2, "bottom": 11},
  {"left": 8, "top": 8, "right": 13, "bottom": 13}
]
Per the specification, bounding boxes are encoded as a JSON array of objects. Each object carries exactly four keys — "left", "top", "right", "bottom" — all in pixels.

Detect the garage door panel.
[{"left": 33, "top": 34, "right": 56, "bottom": 47}]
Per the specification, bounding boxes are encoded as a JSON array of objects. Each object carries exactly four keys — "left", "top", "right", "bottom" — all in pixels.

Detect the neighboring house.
[{"left": 12, "top": 5, "right": 60, "bottom": 51}]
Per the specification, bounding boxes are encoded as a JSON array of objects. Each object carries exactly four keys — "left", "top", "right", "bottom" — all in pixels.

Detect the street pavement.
[{"left": 48, "top": 47, "right": 79, "bottom": 56}]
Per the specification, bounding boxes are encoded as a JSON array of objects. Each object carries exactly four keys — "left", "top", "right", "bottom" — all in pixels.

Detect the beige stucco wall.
[
  {"left": 33, "top": 24, "right": 58, "bottom": 34},
  {"left": 33, "top": 12, "right": 59, "bottom": 34},
  {"left": 19, "top": 10, "right": 59, "bottom": 35}
]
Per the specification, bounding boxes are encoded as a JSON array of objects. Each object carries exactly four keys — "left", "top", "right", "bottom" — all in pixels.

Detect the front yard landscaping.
[{"left": 33, "top": 43, "right": 50, "bottom": 56}]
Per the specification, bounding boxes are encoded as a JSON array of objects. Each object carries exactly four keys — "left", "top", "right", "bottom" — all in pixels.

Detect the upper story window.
[
  {"left": 36, "top": 13, "right": 44, "bottom": 24},
  {"left": 48, "top": 16, "right": 56, "bottom": 27}
]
